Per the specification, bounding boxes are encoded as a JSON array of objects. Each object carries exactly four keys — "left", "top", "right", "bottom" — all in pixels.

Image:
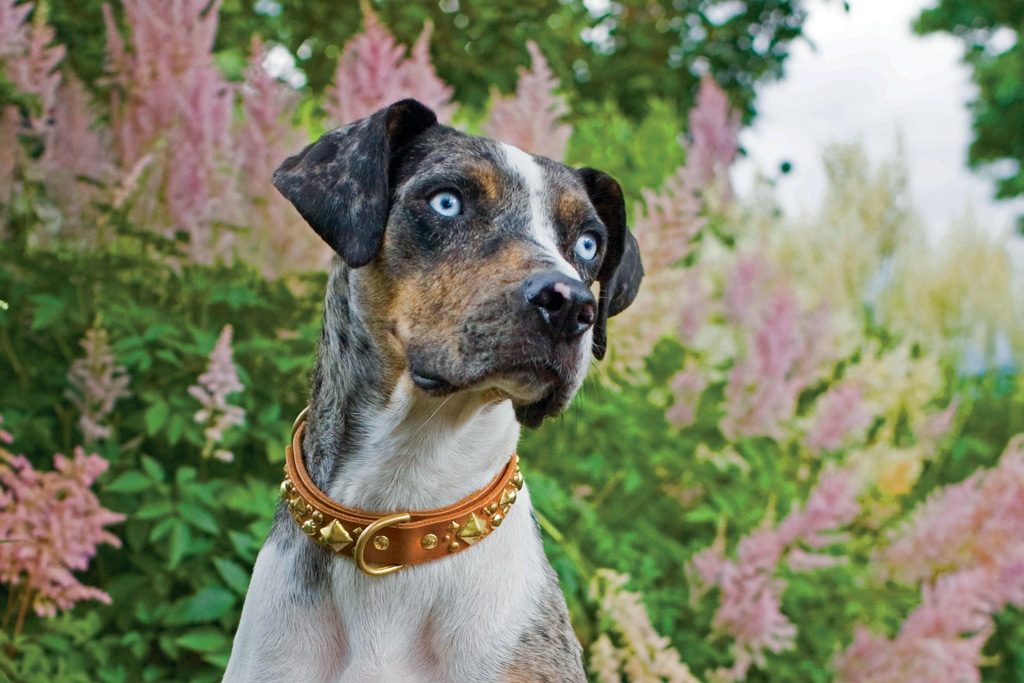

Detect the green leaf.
[
  {"left": 106, "top": 471, "right": 151, "bottom": 494},
  {"left": 169, "top": 587, "right": 236, "bottom": 624},
  {"left": 141, "top": 456, "right": 165, "bottom": 483},
  {"left": 213, "top": 557, "right": 251, "bottom": 594},
  {"left": 30, "top": 293, "right": 66, "bottom": 331},
  {"left": 175, "top": 628, "right": 229, "bottom": 653},
  {"left": 179, "top": 502, "right": 219, "bottom": 535},
  {"left": 167, "top": 521, "right": 191, "bottom": 569},
  {"left": 144, "top": 400, "right": 169, "bottom": 435},
  {"left": 135, "top": 500, "right": 173, "bottom": 520}
]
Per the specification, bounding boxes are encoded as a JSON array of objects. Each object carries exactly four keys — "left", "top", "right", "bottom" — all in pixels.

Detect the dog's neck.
[{"left": 303, "top": 261, "right": 521, "bottom": 512}]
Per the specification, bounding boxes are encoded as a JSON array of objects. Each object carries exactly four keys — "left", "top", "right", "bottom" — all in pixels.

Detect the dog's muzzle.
[{"left": 522, "top": 271, "right": 596, "bottom": 345}]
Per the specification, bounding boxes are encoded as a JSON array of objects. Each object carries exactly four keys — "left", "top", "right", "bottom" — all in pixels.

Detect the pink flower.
[
  {"left": 188, "top": 325, "right": 245, "bottom": 461},
  {"left": 482, "top": 41, "right": 571, "bottom": 161},
  {"left": 0, "top": 444, "right": 124, "bottom": 620},
  {"left": 689, "top": 469, "right": 860, "bottom": 681},
  {"left": 720, "top": 256, "right": 836, "bottom": 440},
  {"left": 103, "top": 0, "right": 235, "bottom": 263},
  {"left": 836, "top": 435, "right": 1024, "bottom": 683},
  {"left": 804, "top": 382, "right": 873, "bottom": 453},
  {"left": 687, "top": 75, "right": 741, "bottom": 195},
  {"left": 666, "top": 365, "right": 708, "bottom": 429},
  {"left": 64, "top": 327, "right": 131, "bottom": 444},
  {"left": 0, "top": 414, "right": 12, "bottom": 445},
  {"left": 324, "top": 1, "right": 454, "bottom": 126}
]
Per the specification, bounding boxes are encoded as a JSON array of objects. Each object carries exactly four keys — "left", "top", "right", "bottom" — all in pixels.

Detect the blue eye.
[
  {"left": 428, "top": 190, "right": 462, "bottom": 217},
  {"left": 574, "top": 232, "right": 599, "bottom": 262}
]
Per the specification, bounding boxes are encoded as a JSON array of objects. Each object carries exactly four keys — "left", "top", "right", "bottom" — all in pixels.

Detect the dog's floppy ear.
[
  {"left": 578, "top": 167, "right": 644, "bottom": 360},
  {"left": 272, "top": 99, "right": 438, "bottom": 267}
]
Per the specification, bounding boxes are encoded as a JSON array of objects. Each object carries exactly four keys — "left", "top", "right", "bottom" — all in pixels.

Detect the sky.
[{"left": 732, "top": 0, "right": 1024, "bottom": 240}]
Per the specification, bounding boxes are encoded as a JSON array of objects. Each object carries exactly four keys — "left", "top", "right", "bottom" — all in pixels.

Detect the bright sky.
[{"left": 733, "top": 0, "right": 1024, "bottom": 240}]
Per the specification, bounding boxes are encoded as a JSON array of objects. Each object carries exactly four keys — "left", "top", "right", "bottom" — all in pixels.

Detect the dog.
[{"left": 224, "top": 99, "right": 642, "bottom": 682}]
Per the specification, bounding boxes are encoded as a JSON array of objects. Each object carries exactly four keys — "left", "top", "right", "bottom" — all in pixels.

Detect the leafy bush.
[{"left": 1, "top": 1, "right": 1024, "bottom": 682}]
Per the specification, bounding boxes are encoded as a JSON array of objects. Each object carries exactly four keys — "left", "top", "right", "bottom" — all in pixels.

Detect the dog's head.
[{"left": 274, "top": 99, "right": 643, "bottom": 427}]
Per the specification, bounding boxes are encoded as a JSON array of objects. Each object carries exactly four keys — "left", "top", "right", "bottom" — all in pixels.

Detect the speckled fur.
[{"left": 225, "top": 100, "right": 640, "bottom": 682}]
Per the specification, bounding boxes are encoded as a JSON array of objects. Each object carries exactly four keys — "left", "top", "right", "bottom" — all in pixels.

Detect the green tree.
[{"left": 915, "top": 0, "right": 1024, "bottom": 233}]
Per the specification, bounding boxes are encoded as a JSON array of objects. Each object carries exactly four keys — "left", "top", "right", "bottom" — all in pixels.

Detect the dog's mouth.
[{"left": 409, "top": 360, "right": 575, "bottom": 428}]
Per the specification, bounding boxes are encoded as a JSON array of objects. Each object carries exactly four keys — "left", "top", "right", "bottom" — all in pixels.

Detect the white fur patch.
[{"left": 500, "top": 143, "right": 581, "bottom": 281}]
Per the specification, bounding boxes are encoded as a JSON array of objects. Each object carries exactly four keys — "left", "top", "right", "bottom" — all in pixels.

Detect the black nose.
[{"left": 522, "top": 272, "right": 597, "bottom": 342}]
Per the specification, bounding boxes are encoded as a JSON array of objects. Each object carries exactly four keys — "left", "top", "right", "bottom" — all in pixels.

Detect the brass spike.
[
  {"left": 448, "top": 520, "right": 461, "bottom": 533},
  {"left": 288, "top": 497, "right": 308, "bottom": 515},
  {"left": 485, "top": 502, "right": 498, "bottom": 515},
  {"left": 511, "top": 471, "right": 524, "bottom": 490},
  {"left": 448, "top": 541, "right": 461, "bottom": 552},
  {"left": 319, "top": 520, "right": 353, "bottom": 552},
  {"left": 499, "top": 487, "right": 517, "bottom": 508},
  {"left": 310, "top": 510, "right": 324, "bottom": 524},
  {"left": 490, "top": 513, "right": 504, "bottom": 528},
  {"left": 456, "top": 513, "right": 488, "bottom": 545},
  {"left": 280, "top": 479, "right": 293, "bottom": 497}
]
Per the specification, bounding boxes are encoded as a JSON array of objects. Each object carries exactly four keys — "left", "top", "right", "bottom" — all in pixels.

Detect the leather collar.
[{"left": 281, "top": 408, "right": 524, "bottom": 576}]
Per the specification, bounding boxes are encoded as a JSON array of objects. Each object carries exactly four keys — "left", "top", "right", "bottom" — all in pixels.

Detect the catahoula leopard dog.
[{"left": 224, "top": 99, "right": 643, "bottom": 683}]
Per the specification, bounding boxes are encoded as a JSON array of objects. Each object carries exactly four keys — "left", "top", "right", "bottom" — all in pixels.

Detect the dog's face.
[{"left": 274, "top": 100, "right": 642, "bottom": 427}]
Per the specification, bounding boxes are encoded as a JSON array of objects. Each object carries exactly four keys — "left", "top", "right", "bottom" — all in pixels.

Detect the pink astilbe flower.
[
  {"left": 689, "top": 470, "right": 860, "bottom": 681},
  {"left": 482, "top": 41, "right": 571, "bottom": 161},
  {"left": 0, "top": 444, "right": 124, "bottom": 622},
  {"left": 588, "top": 569, "right": 700, "bottom": 683},
  {"left": 64, "top": 327, "right": 131, "bottom": 444},
  {"left": 686, "top": 75, "right": 741, "bottom": 194},
  {"left": 325, "top": 1, "right": 454, "bottom": 125},
  {"left": 719, "top": 256, "right": 835, "bottom": 440},
  {"left": 666, "top": 363, "right": 708, "bottom": 429},
  {"left": 232, "top": 37, "right": 328, "bottom": 277},
  {"left": 104, "top": 0, "right": 234, "bottom": 262},
  {"left": 0, "top": 414, "right": 12, "bottom": 445},
  {"left": 803, "top": 382, "right": 873, "bottom": 453},
  {"left": 188, "top": 324, "right": 245, "bottom": 462},
  {"left": 607, "top": 79, "right": 739, "bottom": 375},
  {"left": 834, "top": 435, "right": 1024, "bottom": 683}
]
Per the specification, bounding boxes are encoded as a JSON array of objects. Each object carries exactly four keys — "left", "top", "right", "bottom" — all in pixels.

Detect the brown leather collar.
[{"left": 281, "top": 408, "right": 523, "bottom": 576}]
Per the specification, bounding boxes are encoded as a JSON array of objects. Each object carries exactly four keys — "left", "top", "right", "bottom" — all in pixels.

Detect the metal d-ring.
[
  {"left": 354, "top": 512, "right": 411, "bottom": 576},
  {"left": 291, "top": 406, "right": 310, "bottom": 439}
]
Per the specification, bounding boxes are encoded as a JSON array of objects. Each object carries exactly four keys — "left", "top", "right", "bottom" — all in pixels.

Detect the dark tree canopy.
[
  {"left": 915, "top": 0, "right": 1024, "bottom": 232},
  {"left": 48, "top": 0, "right": 817, "bottom": 124}
]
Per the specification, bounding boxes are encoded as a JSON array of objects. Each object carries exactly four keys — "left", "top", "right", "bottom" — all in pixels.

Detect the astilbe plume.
[
  {"left": 0, "top": 0, "right": 62, "bottom": 207},
  {"left": 64, "top": 326, "right": 131, "bottom": 444},
  {"left": 588, "top": 569, "right": 700, "bottom": 683},
  {"left": 688, "top": 470, "right": 860, "bottom": 681},
  {"left": 232, "top": 37, "right": 327, "bottom": 277},
  {"left": 835, "top": 435, "right": 1024, "bottom": 682},
  {"left": 187, "top": 325, "right": 245, "bottom": 462},
  {"left": 686, "top": 75, "right": 740, "bottom": 195},
  {"left": 0, "top": 442, "right": 124, "bottom": 629},
  {"left": 0, "top": 414, "right": 12, "bottom": 445},
  {"left": 608, "top": 78, "right": 736, "bottom": 376},
  {"left": 103, "top": 0, "right": 234, "bottom": 262},
  {"left": 719, "top": 255, "right": 835, "bottom": 440},
  {"left": 325, "top": 1, "right": 454, "bottom": 126},
  {"left": 482, "top": 41, "right": 571, "bottom": 161},
  {"left": 802, "top": 382, "right": 873, "bottom": 453}
]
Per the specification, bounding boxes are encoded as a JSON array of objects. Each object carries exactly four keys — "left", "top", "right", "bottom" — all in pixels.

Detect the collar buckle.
[{"left": 354, "top": 512, "right": 411, "bottom": 576}]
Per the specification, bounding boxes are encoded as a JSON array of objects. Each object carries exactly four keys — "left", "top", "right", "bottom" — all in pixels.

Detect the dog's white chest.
[{"left": 225, "top": 486, "right": 544, "bottom": 683}]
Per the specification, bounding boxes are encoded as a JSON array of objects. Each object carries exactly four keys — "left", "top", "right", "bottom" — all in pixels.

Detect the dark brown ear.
[
  {"left": 272, "top": 99, "right": 437, "bottom": 267},
  {"left": 577, "top": 167, "right": 644, "bottom": 360}
]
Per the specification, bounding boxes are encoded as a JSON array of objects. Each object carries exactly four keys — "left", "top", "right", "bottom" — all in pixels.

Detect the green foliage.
[
  {"left": 915, "top": 0, "right": 1024, "bottom": 232},
  {"left": 0, "top": 232, "right": 322, "bottom": 681}
]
